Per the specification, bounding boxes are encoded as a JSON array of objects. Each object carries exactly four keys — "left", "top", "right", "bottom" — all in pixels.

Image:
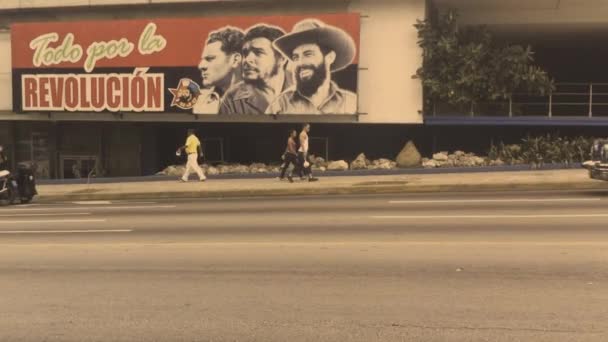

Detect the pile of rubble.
[
  {"left": 156, "top": 155, "right": 399, "bottom": 177},
  {"left": 422, "top": 151, "right": 490, "bottom": 168},
  {"left": 157, "top": 163, "right": 282, "bottom": 177},
  {"left": 157, "top": 142, "right": 511, "bottom": 176}
]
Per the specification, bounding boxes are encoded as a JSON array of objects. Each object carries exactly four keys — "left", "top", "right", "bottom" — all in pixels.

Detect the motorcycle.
[{"left": 0, "top": 163, "right": 37, "bottom": 205}]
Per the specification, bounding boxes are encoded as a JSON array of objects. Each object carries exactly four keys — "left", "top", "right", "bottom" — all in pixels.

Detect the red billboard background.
[
  {"left": 11, "top": 13, "right": 360, "bottom": 116},
  {"left": 11, "top": 14, "right": 360, "bottom": 69}
]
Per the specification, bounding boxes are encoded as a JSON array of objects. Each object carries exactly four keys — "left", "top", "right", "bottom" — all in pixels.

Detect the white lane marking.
[
  {"left": 372, "top": 214, "right": 608, "bottom": 219},
  {"left": 114, "top": 201, "right": 158, "bottom": 204},
  {"left": 2, "top": 241, "right": 608, "bottom": 247},
  {"left": 0, "top": 219, "right": 106, "bottom": 224},
  {"left": 72, "top": 201, "right": 112, "bottom": 205},
  {"left": 0, "top": 205, "right": 176, "bottom": 212},
  {"left": 0, "top": 213, "right": 91, "bottom": 217},
  {"left": 0, "top": 229, "right": 132, "bottom": 234},
  {"left": 389, "top": 198, "right": 601, "bottom": 204}
]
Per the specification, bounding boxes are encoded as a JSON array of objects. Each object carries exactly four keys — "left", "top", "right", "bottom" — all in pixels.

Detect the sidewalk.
[{"left": 35, "top": 169, "right": 608, "bottom": 202}]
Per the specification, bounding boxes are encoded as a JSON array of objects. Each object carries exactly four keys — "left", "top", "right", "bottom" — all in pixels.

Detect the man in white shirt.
[{"left": 295, "top": 123, "right": 318, "bottom": 182}]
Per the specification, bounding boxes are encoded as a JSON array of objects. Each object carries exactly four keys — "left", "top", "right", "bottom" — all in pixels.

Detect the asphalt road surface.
[{"left": 1, "top": 190, "right": 608, "bottom": 341}]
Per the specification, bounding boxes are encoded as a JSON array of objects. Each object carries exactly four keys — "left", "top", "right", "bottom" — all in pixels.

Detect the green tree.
[{"left": 413, "top": 10, "right": 554, "bottom": 115}]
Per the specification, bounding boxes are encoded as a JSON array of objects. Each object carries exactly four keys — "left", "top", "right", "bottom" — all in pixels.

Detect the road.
[{"left": 1, "top": 190, "right": 608, "bottom": 341}]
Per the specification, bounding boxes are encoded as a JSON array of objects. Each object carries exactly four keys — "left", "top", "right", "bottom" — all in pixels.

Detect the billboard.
[{"left": 11, "top": 14, "right": 360, "bottom": 118}]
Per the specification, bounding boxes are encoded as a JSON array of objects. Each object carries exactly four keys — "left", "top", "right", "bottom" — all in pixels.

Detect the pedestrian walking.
[
  {"left": 294, "top": 123, "right": 318, "bottom": 182},
  {"left": 179, "top": 129, "right": 206, "bottom": 182},
  {"left": 280, "top": 129, "right": 298, "bottom": 182}
]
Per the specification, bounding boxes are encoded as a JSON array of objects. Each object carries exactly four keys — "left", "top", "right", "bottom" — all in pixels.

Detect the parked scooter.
[{"left": 0, "top": 162, "right": 37, "bottom": 205}]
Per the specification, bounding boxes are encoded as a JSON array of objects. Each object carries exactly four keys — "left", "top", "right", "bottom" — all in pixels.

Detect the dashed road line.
[
  {"left": 389, "top": 198, "right": 601, "bottom": 204},
  {"left": 0, "top": 205, "right": 176, "bottom": 212},
  {"left": 372, "top": 213, "right": 608, "bottom": 219},
  {"left": 0, "top": 219, "right": 107, "bottom": 224},
  {"left": 0, "top": 213, "right": 91, "bottom": 218},
  {"left": 0, "top": 229, "right": 132, "bottom": 234},
  {"left": 72, "top": 201, "right": 112, "bottom": 205}
]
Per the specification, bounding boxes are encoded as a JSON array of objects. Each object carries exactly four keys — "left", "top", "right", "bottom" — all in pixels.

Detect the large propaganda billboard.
[{"left": 11, "top": 14, "right": 360, "bottom": 118}]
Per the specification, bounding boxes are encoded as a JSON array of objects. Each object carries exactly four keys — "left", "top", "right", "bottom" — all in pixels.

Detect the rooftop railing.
[{"left": 430, "top": 83, "right": 608, "bottom": 118}]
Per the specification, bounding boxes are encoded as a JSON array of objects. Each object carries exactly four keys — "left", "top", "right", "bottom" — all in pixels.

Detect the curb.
[
  {"left": 36, "top": 180, "right": 608, "bottom": 202},
  {"left": 37, "top": 163, "right": 584, "bottom": 185}
]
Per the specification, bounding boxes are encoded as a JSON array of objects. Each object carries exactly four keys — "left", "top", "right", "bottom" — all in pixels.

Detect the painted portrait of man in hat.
[
  {"left": 193, "top": 26, "right": 244, "bottom": 114},
  {"left": 219, "top": 24, "right": 293, "bottom": 115},
  {"left": 267, "top": 19, "right": 358, "bottom": 115}
]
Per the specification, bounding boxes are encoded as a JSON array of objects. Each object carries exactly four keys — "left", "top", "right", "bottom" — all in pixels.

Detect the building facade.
[
  {"left": 2, "top": 0, "right": 608, "bottom": 179},
  {"left": 0, "top": 0, "right": 427, "bottom": 179}
]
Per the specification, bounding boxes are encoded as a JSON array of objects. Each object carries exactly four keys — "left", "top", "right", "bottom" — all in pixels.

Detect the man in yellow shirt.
[{"left": 180, "top": 129, "right": 206, "bottom": 182}]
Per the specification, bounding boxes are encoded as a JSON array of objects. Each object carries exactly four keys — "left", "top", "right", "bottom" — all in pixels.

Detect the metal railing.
[{"left": 431, "top": 83, "right": 608, "bottom": 118}]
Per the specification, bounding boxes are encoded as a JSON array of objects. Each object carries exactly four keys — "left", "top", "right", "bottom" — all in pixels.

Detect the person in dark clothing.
[
  {"left": 0, "top": 145, "right": 8, "bottom": 171},
  {"left": 280, "top": 129, "right": 298, "bottom": 182}
]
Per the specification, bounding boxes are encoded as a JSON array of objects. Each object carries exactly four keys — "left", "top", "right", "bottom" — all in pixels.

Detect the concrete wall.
[
  {"left": 350, "top": 0, "right": 424, "bottom": 124},
  {"left": 443, "top": 0, "right": 608, "bottom": 26},
  {"left": 0, "top": 32, "right": 11, "bottom": 112}
]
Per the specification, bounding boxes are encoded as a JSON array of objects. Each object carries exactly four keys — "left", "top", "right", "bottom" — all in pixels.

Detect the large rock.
[
  {"left": 233, "top": 165, "right": 250, "bottom": 174},
  {"left": 461, "top": 159, "right": 476, "bottom": 167},
  {"left": 472, "top": 156, "right": 486, "bottom": 166},
  {"left": 395, "top": 141, "right": 422, "bottom": 168},
  {"left": 162, "top": 165, "right": 186, "bottom": 176},
  {"left": 327, "top": 160, "right": 349, "bottom": 171},
  {"left": 156, "top": 166, "right": 170, "bottom": 176},
  {"left": 217, "top": 165, "right": 231, "bottom": 174},
  {"left": 217, "top": 164, "right": 231, "bottom": 174},
  {"left": 313, "top": 157, "right": 327, "bottom": 168},
  {"left": 217, "top": 164, "right": 249, "bottom": 174},
  {"left": 375, "top": 158, "right": 392, "bottom": 165},
  {"left": 249, "top": 163, "right": 267, "bottom": 173},
  {"left": 489, "top": 159, "right": 505, "bottom": 166},
  {"left": 366, "top": 158, "right": 393, "bottom": 170},
  {"left": 350, "top": 153, "right": 368, "bottom": 170},
  {"left": 433, "top": 152, "right": 449, "bottom": 162},
  {"left": 422, "top": 159, "right": 439, "bottom": 168},
  {"left": 249, "top": 163, "right": 269, "bottom": 174},
  {"left": 207, "top": 166, "right": 219, "bottom": 176},
  {"left": 312, "top": 165, "right": 327, "bottom": 172}
]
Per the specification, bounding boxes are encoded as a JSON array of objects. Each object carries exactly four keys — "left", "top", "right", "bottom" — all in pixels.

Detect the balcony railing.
[{"left": 430, "top": 83, "right": 608, "bottom": 118}]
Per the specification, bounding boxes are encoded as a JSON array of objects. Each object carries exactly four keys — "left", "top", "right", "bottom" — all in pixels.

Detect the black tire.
[{"left": 20, "top": 196, "right": 33, "bottom": 204}]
